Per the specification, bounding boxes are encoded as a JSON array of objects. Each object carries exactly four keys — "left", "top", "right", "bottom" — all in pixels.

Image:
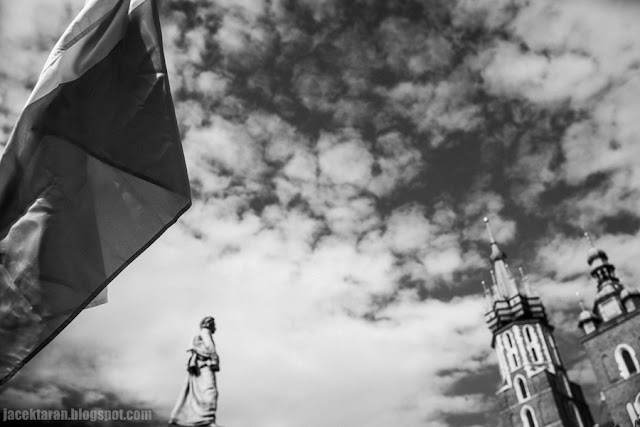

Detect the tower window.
[
  {"left": 510, "top": 354, "right": 518, "bottom": 368},
  {"left": 503, "top": 331, "right": 520, "bottom": 370},
  {"left": 514, "top": 375, "right": 529, "bottom": 401},
  {"left": 521, "top": 405, "right": 538, "bottom": 427},
  {"left": 614, "top": 344, "right": 640, "bottom": 379},
  {"left": 523, "top": 325, "right": 543, "bottom": 364},
  {"left": 531, "top": 348, "right": 539, "bottom": 362},
  {"left": 623, "top": 350, "right": 638, "bottom": 374},
  {"left": 524, "top": 326, "right": 533, "bottom": 343}
]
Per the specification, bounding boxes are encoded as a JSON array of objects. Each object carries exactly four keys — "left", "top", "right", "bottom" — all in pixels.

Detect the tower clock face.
[{"left": 599, "top": 298, "right": 622, "bottom": 322}]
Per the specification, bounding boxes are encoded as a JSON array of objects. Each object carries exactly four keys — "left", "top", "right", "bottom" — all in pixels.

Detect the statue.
[{"left": 169, "top": 317, "right": 220, "bottom": 426}]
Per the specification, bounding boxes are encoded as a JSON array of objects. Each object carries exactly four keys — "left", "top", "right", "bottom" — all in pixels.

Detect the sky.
[{"left": 1, "top": 0, "right": 640, "bottom": 426}]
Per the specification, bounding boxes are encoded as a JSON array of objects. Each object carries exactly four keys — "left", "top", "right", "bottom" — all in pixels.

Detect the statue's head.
[{"left": 200, "top": 316, "right": 216, "bottom": 332}]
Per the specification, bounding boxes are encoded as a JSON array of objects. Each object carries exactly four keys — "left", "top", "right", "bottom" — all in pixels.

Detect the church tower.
[
  {"left": 577, "top": 233, "right": 640, "bottom": 426},
  {"left": 482, "top": 218, "right": 593, "bottom": 427}
]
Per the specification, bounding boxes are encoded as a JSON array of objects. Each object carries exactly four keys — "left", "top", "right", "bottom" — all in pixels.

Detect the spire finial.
[
  {"left": 583, "top": 231, "right": 596, "bottom": 249},
  {"left": 576, "top": 291, "right": 587, "bottom": 311},
  {"left": 519, "top": 266, "right": 533, "bottom": 295},
  {"left": 484, "top": 216, "right": 496, "bottom": 244}
]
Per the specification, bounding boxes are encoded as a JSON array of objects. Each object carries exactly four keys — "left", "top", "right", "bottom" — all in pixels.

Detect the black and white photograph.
[{"left": 0, "top": 0, "right": 640, "bottom": 426}]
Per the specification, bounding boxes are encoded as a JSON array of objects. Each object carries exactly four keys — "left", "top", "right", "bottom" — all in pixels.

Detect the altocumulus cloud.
[{"left": 1, "top": 0, "right": 640, "bottom": 426}]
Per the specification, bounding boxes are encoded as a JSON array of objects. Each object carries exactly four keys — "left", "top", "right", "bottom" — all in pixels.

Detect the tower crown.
[
  {"left": 587, "top": 246, "right": 608, "bottom": 265},
  {"left": 481, "top": 221, "right": 593, "bottom": 427},
  {"left": 576, "top": 231, "right": 640, "bottom": 427},
  {"left": 481, "top": 217, "right": 549, "bottom": 337},
  {"left": 579, "top": 231, "right": 640, "bottom": 330}
]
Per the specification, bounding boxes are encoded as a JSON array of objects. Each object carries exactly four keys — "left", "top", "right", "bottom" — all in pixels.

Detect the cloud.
[
  {"left": 378, "top": 17, "right": 454, "bottom": 78},
  {"left": 481, "top": 42, "right": 608, "bottom": 106},
  {"left": 452, "top": 0, "right": 524, "bottom": 30},
  {"left": 385, "top": 78, "right": 481, "bottom": 146},
  {"left": 318, "top": 132, "right": 374, "bottom": 188}
]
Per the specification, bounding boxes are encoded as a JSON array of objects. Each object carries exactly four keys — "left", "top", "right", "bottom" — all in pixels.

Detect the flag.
[{"left": 0, "top": 0, "right": 191, "bottom": 385}]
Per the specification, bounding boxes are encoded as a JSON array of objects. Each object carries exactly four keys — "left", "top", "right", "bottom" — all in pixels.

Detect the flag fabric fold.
[{"left": 0, "top": 0, "right": 190, "bottom": 385}]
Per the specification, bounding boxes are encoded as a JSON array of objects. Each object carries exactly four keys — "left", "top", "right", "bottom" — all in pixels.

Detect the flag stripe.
[
  {"left": 27, "top": 0, "right": 128, "bottom": 106},
  {"left": 0, "top": 0, "right": 190, "bottom": 385}
]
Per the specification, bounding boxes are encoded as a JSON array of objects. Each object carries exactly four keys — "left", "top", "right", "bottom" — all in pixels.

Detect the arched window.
[
  {"left": 521, "top": 405, "right": 538, "bottom": 427},
  {"left": 523, "top": 325, "right": 542, "bottom": 364},
  {"left": 514, "top": 375, "right": 529, "bottom": 401},
  {"left": 634, "top": 393, "right": 640, "bottom": 415},
  {"left": 503, "top": 331, "right": 520, "bottom": 370},
  {"left": 506, "top": 331, "right": 513, "bottom": 347},
  {"left": 615, "top": 344, "right": 640, "bottom": 379},
  {"left": 531, "top": 347, "right": 539, "bottom": 362},
  {"left": 627, "top": 402, "right": 638, "bottom": 425},
  {"left": 524, "top": 326, "right": 533, "bottom": 343},
  {"left": 623, "top": 350, "right": 638, "bottom": 374}
]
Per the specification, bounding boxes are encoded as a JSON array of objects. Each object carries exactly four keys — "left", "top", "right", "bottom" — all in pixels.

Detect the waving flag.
[{"left": 0, "top": 0, "right": 190, "bottom": 385}]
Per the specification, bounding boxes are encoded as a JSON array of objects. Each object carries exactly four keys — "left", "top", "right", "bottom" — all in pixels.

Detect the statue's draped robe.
[{"left": 169, "top": 333, "right": 219, "bottom": 426}]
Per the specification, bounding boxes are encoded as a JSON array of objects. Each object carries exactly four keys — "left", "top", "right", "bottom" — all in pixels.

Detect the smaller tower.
[
  {"left": 578, "top": 233, "right": 640, "bottom": 426},
  {"left": 482, "top": 218, "right": 593, "bottom": 427}
]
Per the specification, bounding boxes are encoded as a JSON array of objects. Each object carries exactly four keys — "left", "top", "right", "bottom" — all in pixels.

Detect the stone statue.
[{"left": 169, "top": 317, "right": 220, "bottom": 426}]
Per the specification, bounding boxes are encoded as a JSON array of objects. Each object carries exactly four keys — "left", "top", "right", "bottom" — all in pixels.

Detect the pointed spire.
[
  {"left": 519, "top": 267, "right": 533, "bottom": 295},
  {"left": 505, "top": 263, "right": 520, "bottom": 293},
  {"left": 505, "top": 263, "right": 516, "bottom": 281},
  {"left": 484, "top": 217, "right": 496, "bottom": 243},
  {"left": 483, "top": 217, "right": 518, "bottom": 299},
  {"left": 484, "top": 217, "right": 507, "bottom": 263},
  {"left": 583, "top": 229, "right": 608, "bottom": 265},
  {"left": 481, "top": 280, "right": 493, "bottom": 310},
  {"left": 581, "top": 230, "right": 619, "bottom": 292},
  {"left": 481, "top": 279, "right": 489, "bottom": 294},
  {"left": 576, "top": 291, "right": 587, "bottom": 311},
  {"left": 583, "top": 231, "right": 596, "bottom": 249}
]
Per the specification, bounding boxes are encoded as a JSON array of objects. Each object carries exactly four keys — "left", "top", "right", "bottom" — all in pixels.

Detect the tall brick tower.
[
  {"left": 577, "top": 233, "right": 640, "bottom": 426},
  {"left": 482, "top": 218, "right": 593, "bottom": 427}
]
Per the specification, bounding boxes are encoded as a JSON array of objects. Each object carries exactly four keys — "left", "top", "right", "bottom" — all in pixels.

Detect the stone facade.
[{"left": 578, "top": 240, "right": 640, "bottom": 427}]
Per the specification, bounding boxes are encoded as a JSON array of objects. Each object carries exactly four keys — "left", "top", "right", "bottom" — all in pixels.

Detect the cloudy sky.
[{"left": 1, "top": 0, "right": 640, "bottom": 426}]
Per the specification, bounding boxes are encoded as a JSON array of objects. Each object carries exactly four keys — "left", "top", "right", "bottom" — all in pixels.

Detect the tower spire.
[
  {"left": 519, "top": 266, "right": 533, "bottom": 295},
  {"left": 484, "top": 216, "right": 496, "bottom": 243},
  {"left": 481, "top": 280, "right": 493, "bottom": 310},
  {"left": 576, "top": 291, "right": 587, "bottom": 311},
  {"left": 583, "top": 231, "right": 596, "bottom": 249},
  {"left": 583, "top": 230, "right": 618, "bottom": 290},
  {"left": 483, "top": 216, "right": 518, "bottom": 299}
]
